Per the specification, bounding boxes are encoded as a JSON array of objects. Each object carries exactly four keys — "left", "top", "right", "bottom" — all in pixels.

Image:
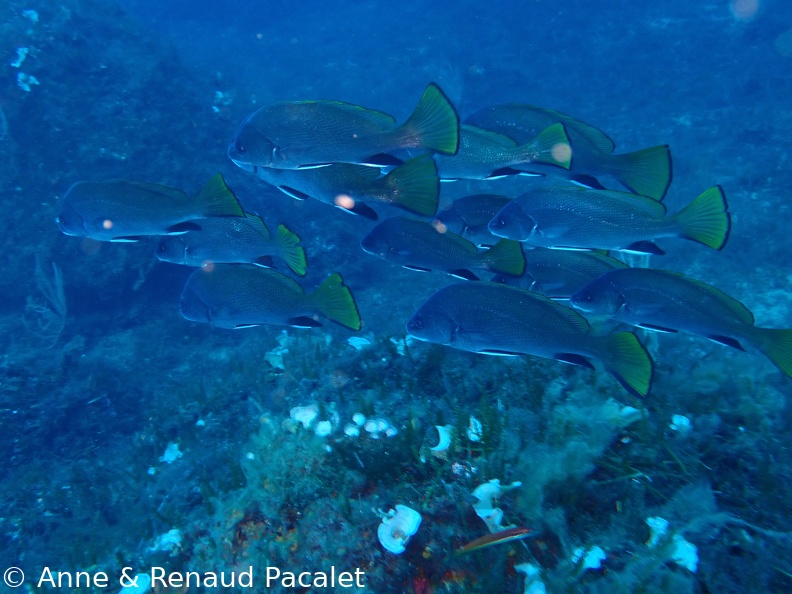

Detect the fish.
[
  {"left": 454, "top": 527, "right": 536, "bottom": 556},
  {"left": 491, "top": 247, "right": 628, "bottom": 299},
  {"left": 360, "top": 216, "right": 525, "bottom": 280},
  {"left": 57, "top": 173, "right": 245, "bottom": 242},
  {"left": 406, "top": 282, "right": 653, "bottom": 397},
  {"left": 570, "top": 268, "right": 792, "bottom": 379},
  {"left": 435, "top": 194, "right": 512, "bottom": 247},
  {"left": 488, "top": 185, "right": 730, "bottom": 254},
  {"left": 227, "top": 83, "right": 459, "bottom": 170},
  {"left": 251, "top": 154, "right": 440, "bottom": 219},
  {"left": 179, "top": 265, "right": 361, "bottom": 331},
  {"left": 155, "top": 215, "right": 307, "bottom": 276},
  {"left": 465, "top": 104, "right": 672, "bottom": 201},
  {"left": 433, "top": 123, "right": 571, "bottom": 180}
]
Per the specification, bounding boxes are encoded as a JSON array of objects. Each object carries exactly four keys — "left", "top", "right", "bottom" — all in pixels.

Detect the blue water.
[{"left": 1, "top": 0, "right": 791, "bottom": 592}]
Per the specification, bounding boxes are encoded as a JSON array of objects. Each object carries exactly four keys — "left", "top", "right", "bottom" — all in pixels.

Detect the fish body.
[
  {"left": 228, "top": 83, "right": 459, "bottom": 170},
  {"left": 361, "top": 216, "right": 525, "bottom": 280},
  {"left": 570, "top": 268, "right": 792, "bottom": 378},
  {"left": 406, "top": 282, "right": 653, "bottom": 397},
  {"left": 492, "top": 247, "right": 628, "bottom": 299},
  {"left": 488, "top": 186, "right": 730, "bottom": 254},
  {"left": 180, "top": 265, "right": 360, "bottom": 331},
  {"left": 435, "top": 194, "right": 512, "bottom": 246},
  {"left": 156, "top": 215, "right": 307, "bottom": 276},
  {"left": 434, "top": 123, "right": 571, "bottom": 180},
  {"left": 251, "top": 154, "right": 440, "bottom": 219},
  {"left": 57, "top": 174, "right": 244, "bottom": 242},
  {"left": 465, "top": 104, "right": 672, "bottom": 200}
]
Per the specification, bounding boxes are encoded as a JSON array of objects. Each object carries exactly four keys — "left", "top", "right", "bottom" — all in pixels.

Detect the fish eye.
[
  {"left": 235, "top": 140, "right": 246, "bottom": 154},
  {"left": 412, "top": 317, "right": 424, "bottom": 330},
  {"left": 493, "top": 217, "right": 506, "bottom": 228}
]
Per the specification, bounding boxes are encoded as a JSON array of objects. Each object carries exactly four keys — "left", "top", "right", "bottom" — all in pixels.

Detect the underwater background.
[{"left": 1, "top": 0, "right": 792, "bottom": 592}]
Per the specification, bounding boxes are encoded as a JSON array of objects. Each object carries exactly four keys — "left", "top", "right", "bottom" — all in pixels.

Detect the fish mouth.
[{"left": 229, "top": 157, "right": 255, "bottom": 173}]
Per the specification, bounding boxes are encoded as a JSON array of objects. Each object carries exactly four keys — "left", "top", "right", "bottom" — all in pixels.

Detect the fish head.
[
  {"left": 488, "top": 201, "right": 536, "bottom": 242},
  {"left": 55, "top": 201, "right": 87, "bottom": 237},
  {"left": 227, "top": 111, "right": 277, "bottom": 168},
  {"left": 570, "top": 278, "right": 625, "bottom": 315},
  {"left": 406, "top": 302, "right": 458, "bottom": 346},
  {"left": 156, "top": 236, "right": 189, "bottom": 264},
  {"left": 360, "top": 227, "right": 397, "bottom": 259}
]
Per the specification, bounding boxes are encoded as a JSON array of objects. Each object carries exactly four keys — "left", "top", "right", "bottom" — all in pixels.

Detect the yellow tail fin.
[
  {"left": 273, "top": 224, "right": 307, "bottom": 276},
  {"left": 753, "top": 327, "right": 792, "bottom": 378},
  {"left": 608, "top": 145, "right": 672, "bottom": 201},
  {"left": 674, "top": 185, "right": 731, "bottom": 250},
  {"left": 481, "top": 239, "right": 526, "bottom": 276},
  {"left": 194, "top": 173, "right": 245, "bottom": 218},
  {"left": 521, "top": 122, "right": 572, "bottom": 169},
  {"left": 310, "top": 273, "right": 361, "bottom": 331},
  {"left": 599, "top": 332, "right": 654, "bottom": 398},
  {"left": 382, "top": 154, "right": 440, "bottom": 217},
  {"left": 400, "top": 83, "right": 460, "bottom": 155}
]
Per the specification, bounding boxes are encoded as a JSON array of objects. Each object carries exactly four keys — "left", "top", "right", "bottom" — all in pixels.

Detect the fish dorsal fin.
[
  {"left": 684, "top": 276, "right": 755, "bottom": 326},
  {"left": 463, "top": 124, "right": 518, "bottom": 147},
  {"left": 291, "top": 100, "right": 398, "bottom": 128},
  {"left": 336, "top": 163, "right": 383, "bottom": 181},
  {"left": 442, "top": 230, "right": 480, "bottom": 255},
  {"left": 240, "top": 213, "right": 272, "bottom": 240},
  {"left": 567, "top": 187, "right": 668, "bottom": 218},
  {"left": 529, "top": 105, "right": 616, "bottom": 153},
  {"left": 123, "top": 181, "right": 187, "bottom": 202},
  {"left": 257, "top": 267, "right": 306, "bottom": 295},
  {"left": 510, "top": 285, "right": 592, "bottom": 333}
]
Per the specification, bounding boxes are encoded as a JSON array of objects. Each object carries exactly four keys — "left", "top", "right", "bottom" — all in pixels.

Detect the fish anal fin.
[
  {"left": 167, "top": 222, "right": 202, "bottom": 234},
  {"left": 708, "top": 335, "right": 746, "bottom": 351},
  {"left": 278, "top": 186, "right": 310, "bottom": 201},
  {"left": 449, "top": 269, "right": 480, "bottom": 281},
  {"left": 570, "top": 174, "right": 606, "bottom": 190},
  {"left": 253, "top": 255, "right": 276, "bottom": 269},
  {"left": 637, "top": 323, "right": 678, "bottom": 333},
  {"left": 288, "top": 316, "right": 323, "bottom": 328},
  {"left": 555, "top": 353, "right": 595, "bottom": 369},
  {"left": 362, "top": 153, "right": 404, "bottom": 167},
  {"left": 623, "top": 241, "right": 665, "bottom": 255},
  {"left": 478, "top": 349, "right": 521, "bottom": 357},
  {"left": 403, "top": 264, "right": 432, "bottom": 272}
]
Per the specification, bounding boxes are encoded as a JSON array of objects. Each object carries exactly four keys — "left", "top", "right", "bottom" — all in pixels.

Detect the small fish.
[
  {"left": 228, "top": 83, "right": 459, "bottom": 170},
  {"left": 156, "top": 215, "right": 307, "bottom": 276},
  {"left": 57, "top": 173, "right": 244, "bottom": 242},
  {"left": 488, "top": 185, "right": 730, "bottom": 254},
  {"left": 492, "top": 247, "right": 628, "bottom": 299},
  {"left": 433, "top": 123, "right": 571, "bottom": 180},
  {"left": 406, "top": 282, "right": 653, "bottom": 397},
  {"left": 455, "top": 527, "right": 536, "bottom": 556},
  {"left": 570, "top": 268, "right": 792, "bottom": 379},
  {"left": 361, "top": 216, "right": 525, "bottom": 280},
  {"left": 251, "top": 154, "right": 440, "bottom": 219},
  {"left": 435, "top": 194, "right": 512, "bottom": 247},
  {"left": 465, "top": 104, "right": 672, "bottom": 200},
  {"left": 180, "top": 265, "right": 361, "bottom": 331}
]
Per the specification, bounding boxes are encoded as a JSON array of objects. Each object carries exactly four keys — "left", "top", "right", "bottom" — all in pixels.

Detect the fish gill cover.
[{"left": 1, "top": 0, "right": 791, "bottom": 593}]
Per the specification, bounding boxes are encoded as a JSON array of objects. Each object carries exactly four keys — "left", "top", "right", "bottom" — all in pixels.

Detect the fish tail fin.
[
  {"left": 310, "top": 273, "right": 362, "bottom": 331},
  {"left": 520, "top": 122, "right": 572, "bottom": 169},
  {"left": 381, "top": 154, "right": 440, "bottom": 216},
  {"left": 194, "top": 173, "right": 245, "bottom": 218},
  {"left": 598, "top": 332, "right": 654, "bottom": 398},
  {"left": 752, "top": 327, "right": 792, "bottom": 378},
  {"left": 674, "top": 185, "right": 731, "bottom": 250},
  {"left": 606, "top": 145, "right": 673, "bottom": 201},
  {"left": 399, "top": 83, "right": 460, "bottom": 155},
  {"left": 272, "top": 224, "right": 307, "bottom": 276},
  {"left": 481, "top": 239, "right": 526, "bottom": 276}
]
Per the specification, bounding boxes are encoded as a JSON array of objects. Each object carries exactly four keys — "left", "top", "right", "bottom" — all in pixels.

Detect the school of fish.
[{"left": 57, "top": 82, "right": 792, "bottom": 398}]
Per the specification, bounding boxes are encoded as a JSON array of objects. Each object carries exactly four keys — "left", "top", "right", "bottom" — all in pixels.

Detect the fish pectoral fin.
[
  {"left": 554, "top": 353, "right": 595, "bottom": 369},
  {"left": 166, "top": 222, "right": 202, "bottom": 234},
  {"left": 478, "top": 349, "right": 521, "bottom": 356},
  {"left": 362, "top": 153, "right": 404, "bottom": 167},
  {"left": 707, "top": 335, "right": 746, "bottom": 351},
  {"left": 288, "top": 316, "right": 323, "bottom": 328},
  {"left": 449, "top": 269, "right": 480, "bottom": 281},
  {"left": 403, "top": 264, "right": 432, "bottom": 272},
  {"left": 278, "top": 186, "right": 311, "bottom": 201},
  {"left": 570, "top": 174, "right": 607, "bottom": 190},
  {"left": 637, "top": 323, "right": 678, "bottom": 333},
  {"left": 110, "top": 237, "right": 142, "bottom": 243},
  {"left": 622, "top": 241, "right": 665, "bottom": 255}
]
